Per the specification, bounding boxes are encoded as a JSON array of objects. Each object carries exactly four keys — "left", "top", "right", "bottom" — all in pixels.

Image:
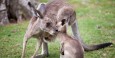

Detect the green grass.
[{"left": 0, "top": 0, "right": 115, "bottom": 58}]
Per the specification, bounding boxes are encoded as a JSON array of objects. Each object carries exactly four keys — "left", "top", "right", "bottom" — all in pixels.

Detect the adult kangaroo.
[
  {"left": 45, "top": 0, "right": 112, "bottom": 51},
  {"left": 21, "top": 2, "right": 58, "bottom": 58}
]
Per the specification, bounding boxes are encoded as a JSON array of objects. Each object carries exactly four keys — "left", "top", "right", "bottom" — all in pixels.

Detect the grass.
[{"left": 0, "top": 0, "right": 115, "bottom": 58}]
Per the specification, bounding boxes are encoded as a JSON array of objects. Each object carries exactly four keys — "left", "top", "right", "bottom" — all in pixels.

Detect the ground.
[{"left": 0, "top": 0, "right": 115, "bottom": 58}]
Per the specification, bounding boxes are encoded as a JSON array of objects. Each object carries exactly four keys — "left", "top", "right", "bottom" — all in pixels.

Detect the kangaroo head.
[
  {"left": 24, "top": 2, "right": 58, "bottom": 39},
  {"left": 40, "top": 17, "right": 58, "bottom": 35},
  {"left": 35, "top": 3, "right": 58, "bottom": 35},
  {"left": 56, "top": 6, "right": 76, "bottom": 33},
  {"left": 56, "top": 19, "right": 67, "bottom": 33}
]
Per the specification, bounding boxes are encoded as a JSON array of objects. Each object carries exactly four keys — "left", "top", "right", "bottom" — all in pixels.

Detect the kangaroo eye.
[
  {"left": 61, "top": 19, "right": 66, "bottom": 25},
  {"left": 46, "top": 22, "right": 51, "bottom": 27}
]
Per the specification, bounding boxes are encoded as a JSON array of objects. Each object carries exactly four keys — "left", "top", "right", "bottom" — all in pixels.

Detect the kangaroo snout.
[{"left": 55, "top": 29, "right": 58, "bottom": 32}]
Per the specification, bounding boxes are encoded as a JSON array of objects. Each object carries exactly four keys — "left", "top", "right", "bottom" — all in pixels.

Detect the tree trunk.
[
  {"left": 0, "top": 0, "right": 39, "bottom": 25},
  {"left": 6, "top": 0, "right": 34, "bottom": 23},
  {"left": 0, "top": 0, "right": 9, "bottom": 25}
]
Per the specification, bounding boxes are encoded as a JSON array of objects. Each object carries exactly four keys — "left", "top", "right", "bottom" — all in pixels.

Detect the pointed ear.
[
  {"left": 28, "top": 2, "right": 33, "bottom": 8},
  {"left": 36, "top": 3, "right": 46, "bottom": 18},
  {"left": 28, "top": 2, "right": 44, "bottom": 18}
]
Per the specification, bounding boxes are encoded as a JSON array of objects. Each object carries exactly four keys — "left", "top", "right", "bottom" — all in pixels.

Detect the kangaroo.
[
  {"left": 42, "top": 0, "right": 111, "bottom": 52},
  {"left": 56, "top": 23, "right": 84, "bottom": 58},
  {"left": 58, "top": 32, "right": 84, "bottom": 58},
  {"left": 21, "top": 2, "right": 58, "bottom": 58}
]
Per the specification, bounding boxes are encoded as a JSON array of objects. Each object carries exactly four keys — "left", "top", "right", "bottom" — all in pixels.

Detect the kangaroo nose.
[{"left": 55, "top": 29, "right": 58, "bottom": 32}]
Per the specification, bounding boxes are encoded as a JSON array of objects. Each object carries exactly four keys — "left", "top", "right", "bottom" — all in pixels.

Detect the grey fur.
[{"left": 57, "top": 32, "right": 84, "bottom": 58}]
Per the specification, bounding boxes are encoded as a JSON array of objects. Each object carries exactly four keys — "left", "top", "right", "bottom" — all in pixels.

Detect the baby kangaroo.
[{"left": 57, "top": 32, "right": 84, "bottom": 58}]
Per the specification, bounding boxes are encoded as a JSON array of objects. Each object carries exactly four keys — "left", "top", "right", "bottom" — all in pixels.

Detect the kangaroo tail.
[
  {"left": 71, "top": 22, "right": 112, "bottom": 51},
  {"left": 83, "top": 42, "right": 112, "bottom": 51}
]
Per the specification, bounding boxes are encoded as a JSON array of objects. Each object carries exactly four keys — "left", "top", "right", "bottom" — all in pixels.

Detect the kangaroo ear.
[
  {"left": 28, "top": 2, "right": 33, "bottom": 7},
  {"left": 28, "top": 2, "right": 44, "bottom": 19},
  {"left": 37, "top": 3, "right": 46, "bottom": 16}
]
